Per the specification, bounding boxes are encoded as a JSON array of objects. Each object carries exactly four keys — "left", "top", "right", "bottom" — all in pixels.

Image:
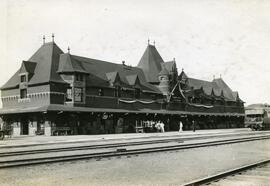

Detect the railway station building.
[{"left": 0, "top": 38, "right": 245, "bottom": 136}]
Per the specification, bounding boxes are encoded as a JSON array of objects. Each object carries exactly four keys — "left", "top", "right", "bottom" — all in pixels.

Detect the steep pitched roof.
[
  {"left": 28, "top": 42, "right": 66, "bottom": 85},
  {"left": 68, "top": 55, "right": 161, "bottom": 93},
  {"left": 213, "top": 78, "right": 235, "bottom": 100},
  {"left": 163, "top": 61, "right": 176, "bottom": 74},
  {"left": 159, "top": 66, "right": 169, "bottom": 76},
  {"left": 186, "top": 77, "right": 236, "bottom": 101},
  {"left": 137, "top": 44, "right": 164, "bottom": 83},
  {"left": 106, "top": 71, "right": 118, "bottom": 82},
  {"left": 58, "top": 53, "right": 88, "bottom": 74},
  {"left": 126, "top": 74, "right": 140, "bottom": 86},
  {"left": 1, "top": 69, "right": 20, "bottom": 89},
  {"left": 188, "top": 78, "right": 216, "bottom": 94},
  {"left": 1, "top": 42, "right": 67, "bottom": 90},
  {"left": 1, "top": 61, "right": 37, "bottom": 89},
  {"left": 106, "top": 71, "right": 121, "bottom": 86},
  {"left": 179, "top": 70, "right": 188, "bottom": 81},
  {"left": 19, "top": 61, "right": 37, "bottom": 74}
]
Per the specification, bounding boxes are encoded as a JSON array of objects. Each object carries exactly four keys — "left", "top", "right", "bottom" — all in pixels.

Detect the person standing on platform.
[
  {"left": 155, "top": 121, "right": 161, "bottom": 132},
  {"left": 192, "top": 120, "right": 196, "bottom": 132},
  {"left": 160, "top": 121, "right": 165, "bottom": 133},
  {"left": 179, "top": 121, "right": 183, "bottom": 132}
]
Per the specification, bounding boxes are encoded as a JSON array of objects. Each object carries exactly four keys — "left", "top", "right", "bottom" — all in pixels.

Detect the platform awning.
[
  {"left": 0, "top": 106, "right": 48, "bottom": 114},
  {"left": 0, "top": 104, "right": 245, "bottom": 117}
]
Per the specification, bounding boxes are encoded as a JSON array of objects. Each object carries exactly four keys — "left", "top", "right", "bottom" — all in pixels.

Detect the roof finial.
[
  {"left": 182, "top": 68, "right": 184, "bottom": 72},
  {"left": 220, "top": 74, "right": 222, "bottom": 78},
  {"left": 67, "top": 46, "right": 70, "bottom": 54},
  {"left": 147, "top": 39, "right": 150, "bottom": 45},
  {"left": 153, "top": 40, "right": 155, "bottom": 46},
  {"left": 43, "top": 35, "right": 45, "bottom": 45},
  {"left": 173, "top": 57, "right": 176, "bottom": 62},
  {"left": 52, "top": 33, "right": 55, "bottom": 42}
]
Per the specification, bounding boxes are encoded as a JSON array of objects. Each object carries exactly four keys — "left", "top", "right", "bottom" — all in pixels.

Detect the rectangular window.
[
  {"left": 74, "top": 88, "right": 83, "bottom": 102},
  {"left": 75, "top": 74, "right": 83, "bottom": 81},
  {"left": 134, "top": 88, "right": 140, "bottom": 99},
  {"left": 114, "top": 86, "right": 121, "bottom": 97},
  {"left": 20, "top": 89, "right": 27, "bottom": 99},
  {"left": 21, "top": 75, "right": 27, "bottom": 82},
  {"left": 151, "top": 94, "right": 157, "bottom": 100},
  {"left": 98, "top": 88, "right": 104, "bottom": 96},
  {"left": 66, "top": 88, "right": 73, "bottom": 102}
]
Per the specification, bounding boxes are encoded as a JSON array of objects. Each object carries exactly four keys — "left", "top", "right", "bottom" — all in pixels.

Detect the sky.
[{"left": 0, "top": 0, "right": 270, "bottom": 107}]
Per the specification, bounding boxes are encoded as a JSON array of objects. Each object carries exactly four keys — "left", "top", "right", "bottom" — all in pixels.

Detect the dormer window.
[{"left": 21, "top": 74, "right": 27, "bottom": 82}]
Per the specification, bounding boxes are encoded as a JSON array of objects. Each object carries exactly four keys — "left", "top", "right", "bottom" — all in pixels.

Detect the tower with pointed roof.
[
  {"left": 158, "top": 65, "right": 170, "bottom": 96},
  {"left": 0, "top": 37, "right": 245, "bottom": 137},
  {"left": 137, "top": 44, "right": 164, "bottom": 84}
]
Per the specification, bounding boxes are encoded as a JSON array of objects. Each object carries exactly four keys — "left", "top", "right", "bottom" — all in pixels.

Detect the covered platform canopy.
[{"left": 0, "top": 104, "right": 245, "bottom": 117}]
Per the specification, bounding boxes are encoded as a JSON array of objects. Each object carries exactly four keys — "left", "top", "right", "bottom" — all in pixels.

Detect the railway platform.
[
  {"left": 0, "top": 128, "right": 269, "bottom": 186},
  {"left": 0, "top": 128, "right": 251, "bottom": 148}
]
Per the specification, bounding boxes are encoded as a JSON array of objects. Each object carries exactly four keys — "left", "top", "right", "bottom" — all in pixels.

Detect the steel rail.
[
  {"left": 183, "top": 159, "right": 270, "bottom": 186},
  {"left": 0, "top": 132, "right": 268, "bottom": 157},
  {"left": 1, "top": 130, "right": 267, "bottom": 149},
  {"left": 0, "top": 135, "right": 269, "bottom": 169},
  {"left": 0, "top": 138, "right": 183, "bottom": 157}
]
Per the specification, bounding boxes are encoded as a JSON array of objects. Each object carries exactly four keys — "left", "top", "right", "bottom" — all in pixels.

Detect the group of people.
[
  {"left": 154, "top": 120, "right": 165, "bottom": 133},
  {"left": 143, "top": 119, "right": 196, "bottom": 133},
  {"left": 179, "top": 120, "right": 196, "bottom": 132}
]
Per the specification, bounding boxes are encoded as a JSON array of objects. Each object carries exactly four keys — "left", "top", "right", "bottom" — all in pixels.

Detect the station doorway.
[{"left": 20, "top": 117, "right": 29, "bottom": 135}]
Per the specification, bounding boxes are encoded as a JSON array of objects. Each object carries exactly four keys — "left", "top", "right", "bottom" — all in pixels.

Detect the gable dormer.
[
  {"left": 106, "top": 71, "right": 121, "bottom": 87},
  {"left": 178, "top": 69, "right": 188, "bottom": 84},
  {"left": 211, "top": 88, "right": 216, "bottom": 97},
  {"left": 18, "top": 61, "right": 37, "bottom": 99},
  {"left": 126, "top": 74, "right": 141, "bottom": 98},
  {"left": 106, "top": 72, "right": 122, "bottom": 97},
  {"left": 220, "top": 90, "right": 224, "bottom": 98},
  {"left": 126, "top": 74, "right": 140, "bottom": 87},
  {"left": 19, "top": 61, "right": 37, "bottom": 83}
]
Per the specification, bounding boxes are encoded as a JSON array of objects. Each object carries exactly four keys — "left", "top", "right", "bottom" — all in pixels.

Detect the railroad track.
[
  {"left": 183, "top": 159, "right": 270, "bottom": 186},
  {"left": 0, "top": 134, "right": 269, "bottom": 169},
  {"left": 0, "top": 131, "right": 269, "bottom": 158},
  {"left": 1, "top": 130, "right": 267, "bottom": 149}
]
